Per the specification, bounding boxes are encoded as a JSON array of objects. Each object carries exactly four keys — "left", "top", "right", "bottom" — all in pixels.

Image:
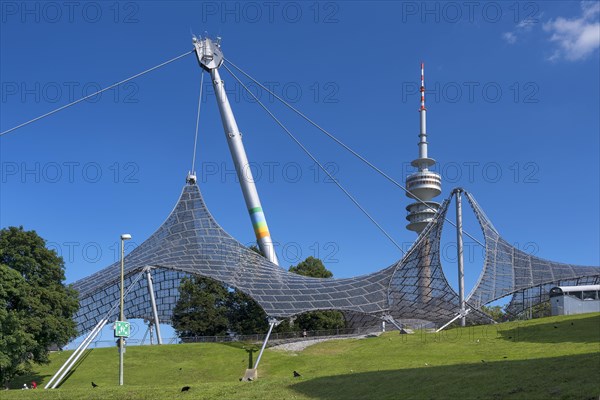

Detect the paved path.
[{"left": 270, "top": 332, "right": 382, "bottom": 352}]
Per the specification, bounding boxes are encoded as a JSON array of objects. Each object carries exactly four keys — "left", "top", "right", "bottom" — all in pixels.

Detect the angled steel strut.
[{"left": 193, "top": 36, "right": 279, "bottom": 265}]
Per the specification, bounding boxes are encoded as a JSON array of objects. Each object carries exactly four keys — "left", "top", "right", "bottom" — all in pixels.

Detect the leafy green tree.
[
  {"left": 173, "top": 254, "right": 347, "bottom": 337},
  {"left": 481, "top": 305, "right": 506, "bottom": 322},
  {"left": 172, "top": 276, "right": 230, "bottom": 337},
  {"left": 0, "top": 226, "right": 79, "bottom": 387},
  {"left": 273, "top": 318, "right": 294, "bottom": 333},
  {"left": 248, "top": 245, "right": 263, "bottom": 256},
  {"left": 289, "top": 256, "right": 333, "bottom": 278},
  {"left": 173, "top": 276, "right": 270, "bottom": 337},
  {"left": 288, "top": 257, "right": 346, "bottom": 331},
  {"left": 226, "top": 289, "right": 268, "bottom": 335},
  {"left": 512, "top": 301, "right": 551, "bottom": 320},
  {"left": 294, "top": 310, "right": 346, "bottom": 331}
]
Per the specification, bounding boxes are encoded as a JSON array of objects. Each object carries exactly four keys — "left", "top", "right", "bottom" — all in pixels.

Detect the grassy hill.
[{"left": 5, "top": 313, "right": 600, "bottom": 399}]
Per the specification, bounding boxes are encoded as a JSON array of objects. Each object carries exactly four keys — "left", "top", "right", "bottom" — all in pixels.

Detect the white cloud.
[
  {"left": 502, "top": 13, "right": 541, "bottom": 44},
  {"left": 516, "top": 18, "right": 538, "bottom": 31},
  {"left": 503, "top": 32, "right": 517, "bottom": 44},
  {"left": 543, "top": 1, "right": 600, "bottom": 61}
]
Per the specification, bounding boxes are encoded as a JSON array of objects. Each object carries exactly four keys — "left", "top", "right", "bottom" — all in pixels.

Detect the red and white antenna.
[{"left": 420, "top": 62, "right": 426, "bottom": 111}]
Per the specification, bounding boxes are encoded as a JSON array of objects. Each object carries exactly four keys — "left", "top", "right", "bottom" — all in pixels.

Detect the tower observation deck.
[{"left": 405, "top": 63, "right": 442, "bottom": 234}]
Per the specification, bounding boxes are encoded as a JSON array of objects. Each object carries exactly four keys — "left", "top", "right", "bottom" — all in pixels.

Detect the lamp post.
[{"left": 119, "top": 233, "right": 131, "bottom": 386}]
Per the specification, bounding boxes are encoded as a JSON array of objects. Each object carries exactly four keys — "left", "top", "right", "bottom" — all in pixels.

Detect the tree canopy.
[
  {"left": 287, "top": 257, "right": 345, "bottom": 331},
  {"left": 289, "top": 256, "right": 333, "bottom": 278},
  {"left": 0, "top": 226, "right": 79, "bottom": 387},
  {"left": 172, "top": 276, "right": 269, "bottom": 338},
  {"left": 172, "top": 276, "right": 230, "bottom": 337},
  {"left": 172, "top": 249, "right": 345, "bottom": 338}
]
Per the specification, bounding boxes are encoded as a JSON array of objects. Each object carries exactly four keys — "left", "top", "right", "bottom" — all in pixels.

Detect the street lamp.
[{"left": 119, "top": 233, "right": 131, "bottom": 386}]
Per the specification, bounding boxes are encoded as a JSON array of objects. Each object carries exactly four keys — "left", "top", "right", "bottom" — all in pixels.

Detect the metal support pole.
[
  {"left": 455, "top": 189, "right": 466, "bottom": 327},
  {"left": 381, "top": 315, "right": 404, "bottom": 331},
  {"left": 253, "top": 318, "right": 278, "bottom": 370},
  {"left": 435, "top": 309, "right": 470, "bottom": 333},
  {"left": 193, "top": 37, "right": 279, "bottom": 265},
  {"left": 145, "top": 268, "right": 163, "bottom": 344},
  {"left": 119, "top": 238, "right": 125, "bottom": 386},
  {"left": 45, "top": 318, "right": 107, "bottom": 389},
  {"left": 118, "top": 234, "right": 131, "bottom": 386},
  {"left": 141, "top": 322, "right": 149, "bottom": 345}
]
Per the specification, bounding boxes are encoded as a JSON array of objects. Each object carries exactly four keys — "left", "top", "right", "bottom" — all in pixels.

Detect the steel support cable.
[
  {"left": 222, "top": 63, "right": 405, "bottom": 254},
  {"left": 224, "top": 58, "right": 486, "bottom": 249},
  {"left": 191, "top": 71, "right": 205, "bottom": 173},
  {"left": 102, "top": 268, "right": 148, "bottom": 321},
  {"left": 1, "top": 50, "right": 195, "bottom": 137}
]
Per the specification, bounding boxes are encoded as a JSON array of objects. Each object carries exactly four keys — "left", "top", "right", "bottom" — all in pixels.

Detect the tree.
[
  {"left": 289, "top": 256, "right": 333, "bottom": 278},
  {"left": 226, "top": 289, "right": 268, "bottom": 335},
  {"left": 172, "top": 276, "right": 230, "bottom": 337},
  {"left": 248, "top": 245, "right": 263, "bottom": 256},
  {"left": 294, "top": 310, "right": 346, "bottom": 331},
  {"left": 172, "top": 244, "right": 274, "bottom": 338},
  {"left": 480, "top": 305, "right": 506, "bottom": 322},
  {"left": 288, "top": 257, "right": 346, "bottom": 331},
  {"left": 0, "top": 226, "right": 79, "bottom": 387},
  {"left": 172, "top": 275, "right": 270, "bottom": 337},
  {"left": 172, "top": 254, "right": 347, "bottom": 337}
]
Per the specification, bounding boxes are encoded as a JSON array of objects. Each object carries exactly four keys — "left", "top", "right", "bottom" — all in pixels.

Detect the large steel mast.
[{"left": 193, "top": 37, "right": 279, "bottom": 265}]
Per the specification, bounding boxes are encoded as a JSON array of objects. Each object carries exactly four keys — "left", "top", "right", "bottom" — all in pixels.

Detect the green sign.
[{"left": 115, "top": 321, "right": 130, "bottom": 338}]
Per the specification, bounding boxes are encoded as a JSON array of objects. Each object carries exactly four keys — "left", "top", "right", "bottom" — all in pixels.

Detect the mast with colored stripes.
[{"left": 193, "top": 36, "right": 279, "bottom": 265}]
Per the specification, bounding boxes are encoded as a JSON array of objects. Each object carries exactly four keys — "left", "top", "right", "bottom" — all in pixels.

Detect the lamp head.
[{"left": 121, "top": 234, "right": 132, "bottom": 241}]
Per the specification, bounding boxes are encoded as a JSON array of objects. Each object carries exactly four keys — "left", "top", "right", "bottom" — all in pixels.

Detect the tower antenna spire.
[{"left": 420, "top": 62, "right": 426, "bottom": 111}]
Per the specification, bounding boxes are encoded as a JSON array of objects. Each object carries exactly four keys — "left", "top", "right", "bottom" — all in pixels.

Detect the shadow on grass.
[
  {"left": 55, "top": 348, "right": 95, "bottom": 388},
  {"left": 290, "top": 353, "right": 600, "bottom": 400},
  {"left": 7, "top": 348, "right": 95, "bottom": 390},
  {"left": 498, "top": 314, "right": 600, "bottom": 343},
  {"left": 7, "top": 373, "right": 49, "bottom": 390}
]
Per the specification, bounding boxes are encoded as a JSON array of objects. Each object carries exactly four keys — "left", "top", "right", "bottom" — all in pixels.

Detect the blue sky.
[{"left": 1, "top": 1, "right": 599, "bottom": 340}]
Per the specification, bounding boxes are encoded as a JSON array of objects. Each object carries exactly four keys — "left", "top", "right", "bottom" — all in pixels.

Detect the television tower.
[{"left": 405, "top": 63, "right": 442, "bottom": 233}]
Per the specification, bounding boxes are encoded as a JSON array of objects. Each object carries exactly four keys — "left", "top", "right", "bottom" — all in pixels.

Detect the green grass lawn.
[{"left": 5, "top": 313, "right": 600, "bottom": 399}]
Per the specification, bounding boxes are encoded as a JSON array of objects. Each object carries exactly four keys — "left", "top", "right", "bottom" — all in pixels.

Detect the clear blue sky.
[{"left": 1, "top": 1, "right": 599, "bottom": 340}]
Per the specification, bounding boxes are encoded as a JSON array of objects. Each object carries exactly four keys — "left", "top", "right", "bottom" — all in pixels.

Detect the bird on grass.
[
  {"left": 181, "top": 386, "right": 191, "bottom": 392},
  {"left": 91, "top": 382, "right": 98, "bottom": 388},
  {"left": 293, "top": 371, "right": 301, "bottom": 378}
]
